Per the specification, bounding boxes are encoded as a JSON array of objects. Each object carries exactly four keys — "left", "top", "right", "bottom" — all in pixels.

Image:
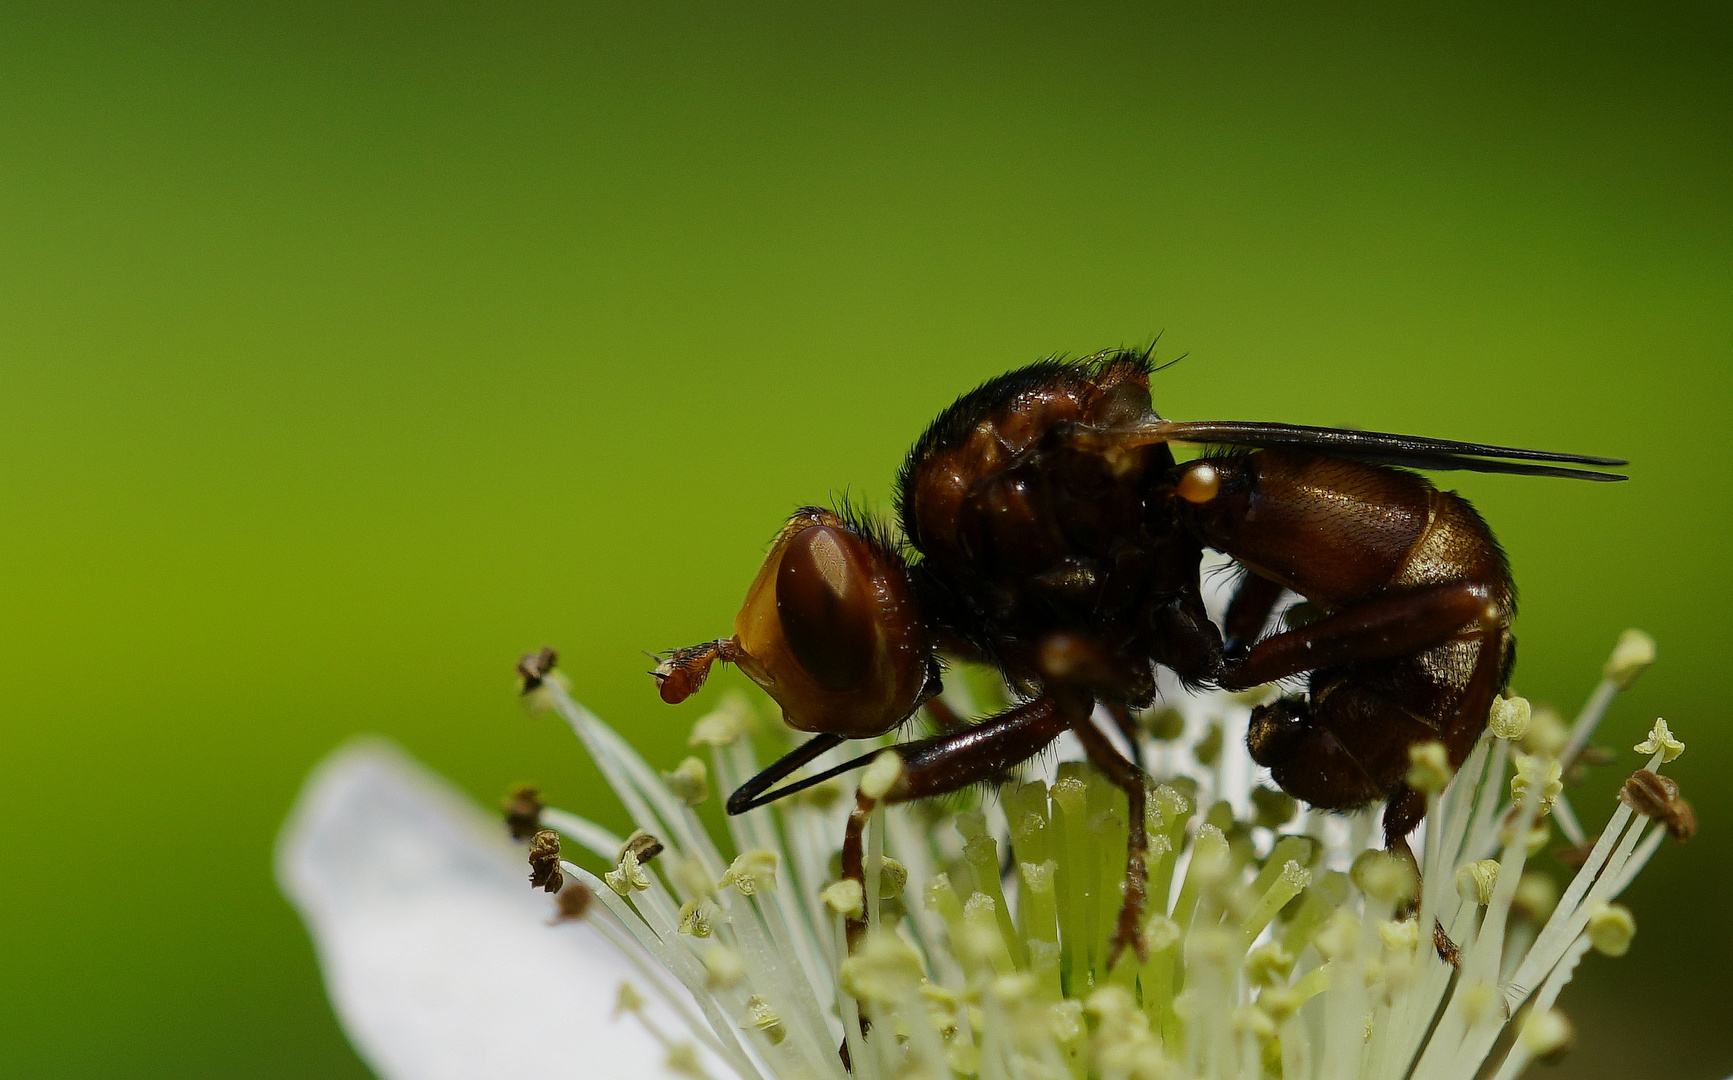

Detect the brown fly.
[{"left": 654, "top": 348, "right": 1624, "bottom": 966}]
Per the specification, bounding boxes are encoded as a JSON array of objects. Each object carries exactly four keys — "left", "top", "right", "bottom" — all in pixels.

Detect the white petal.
[{"left": 278, "top": 739, "right": 713, "bottom": 1080}]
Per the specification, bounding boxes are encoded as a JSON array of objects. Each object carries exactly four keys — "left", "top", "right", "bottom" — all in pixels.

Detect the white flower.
[
  {"left": 277, "top": 739, "right": 726, "bottom": 1080},
  {"left": 281, "top": 625, "right": 1689, "bottom": 1080}
]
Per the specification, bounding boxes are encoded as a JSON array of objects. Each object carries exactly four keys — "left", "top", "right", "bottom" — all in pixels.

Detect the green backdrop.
[{"left": 2, "top": 4, "right": 1727, "bottom": 1077}]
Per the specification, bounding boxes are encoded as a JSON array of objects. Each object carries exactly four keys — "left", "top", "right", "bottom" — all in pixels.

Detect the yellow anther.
[
  {"left": 821, "top": 878, "right": 864, "bottom": 918},
  {"left": 746, "top": 994, "right": 786, "bottom": 1045},
  {"left": 687, "top": 700, "right": 745, "bottom": 746},
  {"left": 1603, "top": 629, "right": 1656, "bottom": 690},
  {"left": 1635, "top": 718, "right": 1684, "bottom": 763},
  {"left": 1406, "top": 740, "right": 1452, "bottom": 794},
  {"left": 1455, "top": 860, "right": 1499, "bottom": 906},
  {"left": 662, "top": 756, "right": 709, "bottom": 806},
  {"left": 1512, "top": 754, "right": 1564, "bottom": 813},
  {"left": 1587, "top": 903, "right": 1636, "bottom": 957},
  {"left": 702, "top": 945, "right": 746, "bottom": 990},
  {"left": 717, "top": 849, "right": 778, "bottom": 895},
  {"left": 1351, "top": 849, "right": 1417, "bottom": 905},
  {"left": 838, "top": 930, "right": 925, "bottom": 1003},
  {"left": 605, "top": 850, "right": 651, "bottom": 896},
  {"left": 677, "top": 898, "right": 718, "bottom": 937},
  {"left": 859, "top": 751, "right": 906, "bottom": 800},
  {"left": 1520, "top": 1008, "right": 1574, "bottom": 1056},
  {"left": 1489, "top": 695, "right": 1532, "bottom": 741}
]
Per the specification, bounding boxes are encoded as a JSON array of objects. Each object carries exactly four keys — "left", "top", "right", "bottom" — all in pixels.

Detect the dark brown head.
[{"left": 656, "top": 508, "right": 933, "bottom": 739}]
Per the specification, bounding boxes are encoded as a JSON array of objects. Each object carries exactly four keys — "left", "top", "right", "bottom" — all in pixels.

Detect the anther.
[
  {"left": 1455, "top": 859, "right": 1499, "bottom": 906},
  {"left": 1193, "top": 722, "right": 1224, "bottom": 766},
  {"left": 1634, "top": 718, "right": 1685, "bottom": 763},
  {"left": 619, "top": 830, "right": 665, "bottom": 865},
  {"left": 701, "top": 945, "right": 746, "bottom": 990},
  {"left": 1586, "top": 903, "right": 1636, "bottom": 957},
  {"left": 1406, "top": 741, "right": 1453, "bottom": 794},
  {"left": 1488, "top": 695, "right": 1531, "bottom": 741},
  {"left": 606, "top": 850, "right": 652, "bottom": 895},
  {"left": 1250, "top": 786, "right": 1298, "bottom": 829},
  {"left": 1511, "top": 754, "right": 1563, "bottom": 814},
  {"left": 501, "top": 784, "right": 544, "bottom": 841},
  {"left": 677, "top": 898, "right": 718, "bottom": 937},
  {"left": 1603, "top": 629, "right": 1656, "bottom": 690},
  {"left": 516, "top": 646, "right": 558, "bottom": 694},
  {"left": 613, "top": 981, "right": 645, "bottom": 1018},
  {"left": 662, "top": 757, "right": 708, "bottom": 807},
  {"left": 1351, "top": 849, "right": 1417, "bottom": 906},
  {"left": 859, "top": 752, "right": 906, "bottom": 801},
  {"left": 1520, "top": 1008, "right": 1574, "bottom": 1061},
  {"left": 1143, "top": 706, "right": 1186, "bottom": 741},
  {"left": 527, "top": 829, "right": 563, "bottom": 893},
  {"left": 1618, "top": 769, "right": 1697, "bottom": 842},
  {"left": 1379, "top": 917, "right": 1420, "bottom": 954},
  {"left": 688, "top": 696, "right": 748, "bottom": 747},
  {"left": 555, "top": 880, "right": 593, "bottom": 920},
  {"left": 718, "top": 849, "right": 778, "bottom": 895},
  {"left": 1521, "top": 705, "right": 1571, "bottom": 758},
  {"left": 746, "top": 995, "right": 787, "bottom": 1045},
  {"left": 821, "top": 879, "right": 865, "bottom": 919},
  {"left": 1512, "top": 871, "right": 1559, "bottom": 922}
]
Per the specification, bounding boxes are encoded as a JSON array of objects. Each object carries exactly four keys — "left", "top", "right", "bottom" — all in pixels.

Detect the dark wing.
[{"left": 1154, "top": 419, "right": 1627, "bottom": 481}]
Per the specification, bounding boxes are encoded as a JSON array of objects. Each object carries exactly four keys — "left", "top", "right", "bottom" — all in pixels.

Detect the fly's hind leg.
[
  {"left": 1250, "top": 693, "right": 1425, "bottom": 911},
  {"left": 1385, "top": 624, "right": 1511, "bottom": 926},
  {"left": 1246, "top": 695, "right": 1385, "bottom": 812},
  {"left": 1216, "top": 581, "right": 1503, "bottom": 691},
  {"left": 1219, "top": 581, "right": 1508, "bottom": 847},
  {"left": 1378, "top": 624, "right": 1509, "bottom": 854},
  {"left": 1222, "top": 570, "right": 1287, "bottom": 659}
]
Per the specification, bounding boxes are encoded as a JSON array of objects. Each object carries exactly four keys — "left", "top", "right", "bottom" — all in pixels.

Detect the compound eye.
[
  {"left": 731, "top": 508, "right": 928, "bottom": 738},
  {"left": 774, "top": 525, "right": 877, "bottom": 691}
]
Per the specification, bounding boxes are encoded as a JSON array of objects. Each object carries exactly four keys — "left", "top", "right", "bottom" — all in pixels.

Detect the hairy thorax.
[{"left": 896, "top": 359, "right": 1208, "bottom": 703}]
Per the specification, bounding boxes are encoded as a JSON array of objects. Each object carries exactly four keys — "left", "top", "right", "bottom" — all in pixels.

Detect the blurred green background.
[{"left": 2, "top": 3, "right": 1727, "bottom": 1077}]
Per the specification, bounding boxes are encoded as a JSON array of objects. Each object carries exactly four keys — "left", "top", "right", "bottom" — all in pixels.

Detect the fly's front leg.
[
  {"left": 837, "top": 697, "right": 1070, "bottom": 951},
  {"left": 830, "top": 697, "right": 1062, "bottom": 1076}
]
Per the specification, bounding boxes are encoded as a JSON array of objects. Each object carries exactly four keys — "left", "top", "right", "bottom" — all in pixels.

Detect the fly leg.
[
  {"left": 1104, "top": 702, "right": 1144, "bottom": 770},
  {"left": 834, "top": 696, "right": 1072, "bottom": 951},
  {"left": 1218, "top": 581, "right": 1505, "bottom": 849},
  {"left": 1222, "top": 570, "right": 1287, "bottom": 660},
  {"left": 1381, "top": 619, "right": 1509, "bottom": 852},
  {"left": 758, "top": 698, "right": 1072, "bottom": 1072},
  {"left": 1215, "top": 581, "right": 1503, "bottom": 692},
  {"left": 1222, "top": 582, "right": 1509, "bottom": 932},
  {"left": 1064, "top": 694, "right": 1151, "bottom": 969}
]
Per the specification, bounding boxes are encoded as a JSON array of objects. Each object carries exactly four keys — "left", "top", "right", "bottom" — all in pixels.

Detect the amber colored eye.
[
  {"left": 729, "top": 508, "right": 930, "bottom": 739},
  {"left": 775, "top": 526, "right": 876, "bottom": 691}
]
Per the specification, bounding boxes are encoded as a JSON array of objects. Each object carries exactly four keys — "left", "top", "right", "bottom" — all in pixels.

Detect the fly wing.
[{"left": 1151, "top": 419, "right": 1627, "bottom": 481}]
